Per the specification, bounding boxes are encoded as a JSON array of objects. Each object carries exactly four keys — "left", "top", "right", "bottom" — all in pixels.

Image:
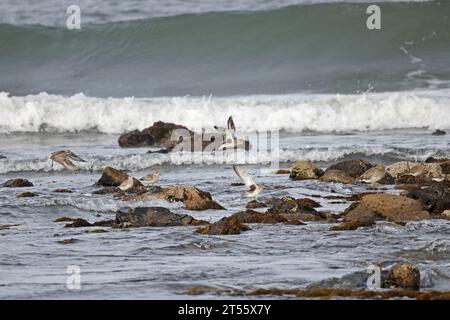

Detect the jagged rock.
[
  {"left": 195, "top": 216, "right": 249, "bottom": 235},
  {"left": 96, "top": 167, "right": 129, "bottom": 187},
  {"left": 1, "top": 178, "right": 33, "bottom": 188},
  {"left": 326, "top": 159, "right": 373, "bottom": 178},
  {"left": 406, "top": 181, "right": 450, "bottom": 214},
  {"left": 289, "top": 160, "right": 324, "bottom": 180},
  {"left": 116, "top": 207, "right": 207, "bottom": 227},
  {"left": 319, "top": 169, "right": 354, "bottom": 184},
  {"left": 246, "top": 200, "right": 268, "bottom": 209},
  {"left": 17, "top": 192, "right": 37, "bottom": 198},
  {"left": 358, "top": 194, "right": 428, "bottom": 222},
  {"left": 383, "top": 263, "right": 420, "bottom": 290},
  {"left": 157, "top": 186, "right": 224, "bottom": 210},
  {"left": 118, "top": 121, "right": 192, "bottom": 148},
  {"left": 230, "top": 210, "right": 288, "bottom": 224}
]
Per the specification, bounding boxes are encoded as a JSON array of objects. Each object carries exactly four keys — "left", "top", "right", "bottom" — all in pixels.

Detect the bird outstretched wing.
[{"left": 233, "top": 165, "right": 256, "bottom": 190}]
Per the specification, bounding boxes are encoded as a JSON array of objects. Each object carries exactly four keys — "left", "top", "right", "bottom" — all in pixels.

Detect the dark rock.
[
  {"left": 1, "top": 178, "right": 33, "bottom": 188},
  {"left": 96, "top": 167, "right": 129, "bottom": 187},
  {"left": 246, "top": 200, "right": 268, "bottom": 209},
  {"left": 115, "top": 207, "right": 208, "bottom": 227},
  {"left": 146, "top": 147, "right": 174, "bottom": 154},
  {"left": 327, "top": 159, "right": 374, "bottom": 178},
  {"left": 230, "top": 210, "right": 288, "bottom": 224},
  {"left": 195, "top": 216, "right": 249, "bottom": 235},
  {"left": 17, "top": 192, "right": 37, "bottom": 198},
  {"left": 0, "top": 155, "right": 6, "bottom": 159},
  {"left": 57, "top": 238, "right": 79, "bottom": 245},
  {"left": 118, "top": 121, "right": 191, "bottom": 148},
  {"left": 64, "top": 218, "right": 92, "bottom": 228},
  {"left": 93, "top": 187, "right": 121, "bottom": 195},
  {"left": 406, "top": 181, "right": 450, "bottom": 214},
  {"left": 432, "top": 129, "right": 446, "bottom": 136},
  {"left": 383, "top": 263, "right": 420, "bottom": 290},
  {"left": 54, "top": 217, "right": 78, "bottom": 222},
  {"left": 273, "top": 169, "right": 290, "bottom": 174},
  {"left": 266, "top": 196, "right": 319, "bottom": 215}
]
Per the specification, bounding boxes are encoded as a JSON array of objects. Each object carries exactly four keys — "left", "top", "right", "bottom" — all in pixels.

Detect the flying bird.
[
  {"left": 49, "top": 150, "right": 86, "bottom": 171},
  {"left": 233, "top": 165, "right": 264, "bottom": 198},
  {"left": 217, "top": 116, "right": 248, "bottom": 150}
]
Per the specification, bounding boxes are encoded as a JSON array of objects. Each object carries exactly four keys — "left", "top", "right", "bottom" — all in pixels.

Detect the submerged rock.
[
  {"left": 383, "top": 263, "right": 420, "bottom": 290},
  {"left": 319, "top": 169, "right": 354, "bottom": 184},
  {"left": 1, "top": 178, "right": 33, "bottom": 188},
  {"left": 17, "top": 192, "right": 38, "bottom": 198},
  {"left": 0, "top": 155, "right": 6, "bottom": 159},
  {"left": 195, "top": 216, "right": 249, "bottom": 235},
  {"left": 53, "top": 188, "right": 73, "bottom": 193},
  {"left": 289, "top": 160, "right": 324, "bottom": 180},
  {"left": 64, "top": 218, "right": 93, "bottom": 228},
  {"left": 96, "top": 167, "right": 129, "bottom": 187},
  {"left": 116, "top": 207, "right": 207, "bottom": 227},
  {"left": 327, "top": 159, "right": 374, "bottom": 178}
]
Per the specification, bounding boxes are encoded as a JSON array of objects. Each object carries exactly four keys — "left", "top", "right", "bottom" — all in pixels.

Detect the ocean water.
[{"left": 1, "top": 0, "right": 450, "bottom": 299}]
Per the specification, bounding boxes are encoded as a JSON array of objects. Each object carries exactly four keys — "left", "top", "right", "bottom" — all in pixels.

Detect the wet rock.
[
  {"left": 0, "top": 155, "right": 6, "bottom": 159},
  {"left": 319, "top": 169, "right": 354, "bottom": 184},
  {"left": 57, "top": 238, "right": 79, "bottom": 245},
  {"left": 195, "top": 216, "right": 249, "bottom": 235},
  {"left": 432, "top": 129, "right": 446, "bottom": 136},
  {"left": 17, "top": 191, "right": 38, "bottom": 198},
  {"left": 359, "top": 194, "right": 428, "bottom": 222},
  {"left": 118, "top": 121, "right": 192, "bottom": 148},
  {"left": 53, "top": 188, "right": 73, "bottom": 193},
  {"left": 64, "top": 218, "right": 92, "bottom": 228},
  {"left": 54, "top": 217, "right": 78, "bottom": 222},
  {"left": 297, "top": 198, "right": 321, "bottom": 208},
  {"left": 266, "top": 196, "right": 326, "bottom": 222},
  {"left": 273, "top": 169, "right": 290, "bottom": 174},
  {"left": 289, "top": 160, "right": 324, "bottom": 180},
  {"left": 327, "top": 159, "right": 373, "bottom": 178},
  {"left": 146, "top": 147, "right": 173, "bottom": 154},
  {"left": 406, "top": 182, "right": 450, "bottom": 214},
  {"left": 96, "top": 167, "right": 129, "bottom": 187},
  {"left": 246, "top": 200, "right": 268, "bottom": 209},
  {"left": 230, "top": 210, "right": 288, "bottom": 224},
  {"left": 1, "top": 178, "right": 33, "bottom": 188},
  {"left": 383, "top": 263, "right": 420, "bottom": 290},
  {"left": 157, "top": 186, "right": 224, "bottom": 210},
  {"left": 115, "top": 207, "right": 207, "bottom": 227},
  {"left": 92, "top": 187, "right": 121, "bottom": 195},
  {"left": 91, "top": 220, "right": 117, "bottom": 228},
  {"left": 87, "top": 229, "right": 109, "bottom": 234},
  {"left": 0, "top": 224, "right": 19, "bottom": 230},
  {"left": 330, "top": 218, "right": 375, "bottom": 231}
]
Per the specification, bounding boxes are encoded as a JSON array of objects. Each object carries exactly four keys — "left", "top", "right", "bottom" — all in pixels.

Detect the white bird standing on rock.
[
  {"left": 140, "top": 171, "right": 160, "bottom": 184},
  {"left": 49, "top": 150, "right": 86, "bottom": 171},
  {"left": 233, "top": 165, "right": 264, "bottom": 198}
]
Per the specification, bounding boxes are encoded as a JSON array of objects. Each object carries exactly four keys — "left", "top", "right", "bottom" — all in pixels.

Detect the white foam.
[{"left": 0, "top": 90, "right": 449, "bottom": 134}]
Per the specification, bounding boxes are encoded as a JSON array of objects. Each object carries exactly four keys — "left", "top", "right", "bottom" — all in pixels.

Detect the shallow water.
[{"left": 1, "top": 130, "right": 450, "bottom": 299}]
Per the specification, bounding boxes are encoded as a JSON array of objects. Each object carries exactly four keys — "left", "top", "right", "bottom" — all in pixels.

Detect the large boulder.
[
  {"left": 157, "top": 186, "right": 224, "bottom": 210},
  {"left": 326, "top": 159, "right": 373, "bottom": 178},
  {"left": 116, "top": 207, "right": 207, "bottom": 227},
  {"left": 383, "top": 263, "right": 420, "bottom": 290},
  {"left": 195, "top": 216, "right": 249, "bottom": 235},
  {"left": 1, "top": 178, "right": 33, "bottom": 188},
  {"left": 319, "top": 169, "right": 354, "bottom": 184},
  {"left": 289, "top": 161, "right": 324, "bottom": 180},
  {"left": 406, "top": 181, "right": 450, "bottom": 214},
  {"left": 96, "top": 167, "right": 129, "bottom": 187},
  {"left": 118, "top": 121, "right": 192, "bottom": 148},
  {"left": 359, "top": 194, "right": 428, "bottom": 222}
]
